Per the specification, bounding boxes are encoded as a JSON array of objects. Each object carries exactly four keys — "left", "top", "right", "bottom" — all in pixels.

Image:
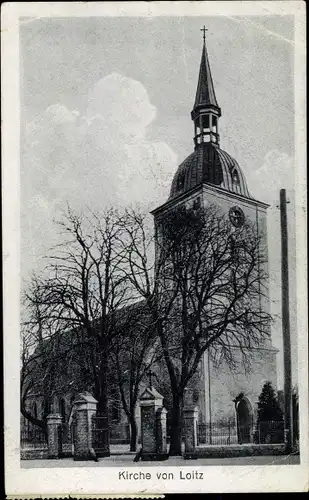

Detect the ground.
[{"left": 21, "top": 454, "right": 300, "bottom": 468}]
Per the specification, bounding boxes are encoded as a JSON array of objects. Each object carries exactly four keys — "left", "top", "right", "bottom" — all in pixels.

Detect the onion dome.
[
  {"left": 169, "top": 142, "right": 251, "bottom": 199},
  {"left": 169, "top": 30, "right": 251, "bottom": 201}
]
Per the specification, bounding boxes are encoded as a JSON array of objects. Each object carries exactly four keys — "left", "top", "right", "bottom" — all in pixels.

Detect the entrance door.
[{"left": 237, "top": 398, "right": 252, "bottom": 444}]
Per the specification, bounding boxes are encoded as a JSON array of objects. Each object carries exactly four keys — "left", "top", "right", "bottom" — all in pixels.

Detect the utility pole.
[
  {"left": 207, "top": 350, "right": 212, "bottom": 445},
  {"left": 279, "top": 188, "right": 293, "bottom": 453}
]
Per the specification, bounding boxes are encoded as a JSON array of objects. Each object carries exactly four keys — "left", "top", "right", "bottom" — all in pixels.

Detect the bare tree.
[
  {"left": 21, "top": 203, "right": 271, "bottom": 457},
  {"left": 20, "top": 275, "right": 75, "bottom": 440},
  {"left": 110, "top": 301, "right": 161, "bottom": 451},
  {"left": 124, "top": 204, "right": 272, "bottom": 455},
  {"left": 34, "top": 207, "right": 134, "bottom": 455}
]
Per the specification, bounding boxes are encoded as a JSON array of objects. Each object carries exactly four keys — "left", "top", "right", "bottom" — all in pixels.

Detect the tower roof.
[
  {"left": 169, "top": 143, "right": 252, "bottom": 200},
  {"left": 165, "top": 32, "right": 253, "bottom": 203},
  {"left": 193, "top": 40, "right": 219, "bottom": 111}
]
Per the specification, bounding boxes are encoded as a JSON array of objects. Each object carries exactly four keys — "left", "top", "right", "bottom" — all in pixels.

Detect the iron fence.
[
  {"left": 198, "top": 423, "right": 238, "bottom": 446},
  {"left": 198, "top": 420, "right": 285, "bottom": 446},
  {"left": 110, "top": 424, "right": 130, "bottom": 444},
  {"left": 21, "top": 426, "right": 47, "bottom": 448}
]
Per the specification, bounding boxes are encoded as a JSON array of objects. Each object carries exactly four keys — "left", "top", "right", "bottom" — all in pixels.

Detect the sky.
[{"left": 20, "top": 15, "right": 296, "bottom": 388}]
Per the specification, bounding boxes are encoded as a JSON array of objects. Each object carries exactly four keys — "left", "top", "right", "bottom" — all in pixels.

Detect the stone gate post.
[
  {"left": 183, "top": 406, "right": 199, "bottom": 458},
  {"left": 139, "top": 387, "right": 168, "bottom": 460},
  {"left": 156, "top": 406, "right": 167, "bottom": 455},
  {"left": 72, "top": 393, "right": 98, "bottom": 461},
  {"left": 47, "top": 413, "right": 63, "bottom": 459}
]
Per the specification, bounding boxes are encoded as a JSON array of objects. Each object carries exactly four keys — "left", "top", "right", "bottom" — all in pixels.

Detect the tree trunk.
[
  {"left": 169, "top": 393, "right": 183, "bottom": 456},
  {"left": 95, "top": 351, "right": 110, "bottom": 457},
  {"left": 129, "top": 414, "right": 138, "bottom": 452}
]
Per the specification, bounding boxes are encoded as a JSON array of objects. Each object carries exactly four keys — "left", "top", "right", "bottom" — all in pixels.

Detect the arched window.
[
  {"left": 195, "top": 119, "right": 201, "bottom": 135},
  {"left": 231, "top": 169, "right": 241, "bottom": 194},
  {"left": 212, "top": 115, "right": 217, "bottom": 133},
  {"left": 202, "top": 114, "right": 210, "bottom": 131}
]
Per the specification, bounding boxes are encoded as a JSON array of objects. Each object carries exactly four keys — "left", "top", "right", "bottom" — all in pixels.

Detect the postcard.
[{"left": 2, "top": 1, "right": 308, "bottom": 496}]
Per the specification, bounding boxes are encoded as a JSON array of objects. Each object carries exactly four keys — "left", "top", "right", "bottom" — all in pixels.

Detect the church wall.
[
  {"left": 205, "top": 346, "right": 278, "bottom": 426},
  {"left": 201, "top": 185, "right": 273, "bottom": 349},
  {"left": 153, "top": 183, "right": 277, "bottom": 429}
]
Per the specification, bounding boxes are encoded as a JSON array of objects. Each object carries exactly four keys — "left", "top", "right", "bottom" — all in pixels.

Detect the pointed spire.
[
  {"left": 191, "top": 31, "right": 221, "bottom": 148},
  {"left": 194, "top": 38, "right": 219, "bottom": 110}
]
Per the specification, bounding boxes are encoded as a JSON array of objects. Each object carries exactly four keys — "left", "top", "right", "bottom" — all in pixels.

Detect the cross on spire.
[
  {"left": 200, "top": 25, "right": 208, "bottom": 43},
  {"left": 192, "top": 25, "right": 219, "bottom": 111}
]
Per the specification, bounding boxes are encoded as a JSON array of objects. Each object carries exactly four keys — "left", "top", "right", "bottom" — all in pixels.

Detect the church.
[
  {"left": 21, "top": 32, "right": 278, "bottom": 450},
  {"left": 150, "top": 31, "right": 278, "bottom": 444}
]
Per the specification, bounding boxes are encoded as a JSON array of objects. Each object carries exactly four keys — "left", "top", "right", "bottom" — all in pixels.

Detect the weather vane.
[{"left": 200, "top": 25, "right": 208, "bottom": 43}]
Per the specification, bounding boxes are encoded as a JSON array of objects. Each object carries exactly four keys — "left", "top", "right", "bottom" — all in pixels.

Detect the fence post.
[
  {"left": 72, "top": 393, "right": 98, "bottom": 461},
  {"left": 47, "top": 414, "right": 63, "bottom": 459},
  {"left": 183, "top": 406, "right": 199, "bottom": 458},
  {"left": 156, "top": 407, "right": 167, "bottom": 455},
  {"left": 251, "top": 422, "right": 258, "bottom": 443},
  {"left": 139, "top": 386, "right": 168, "bottom": 461}
]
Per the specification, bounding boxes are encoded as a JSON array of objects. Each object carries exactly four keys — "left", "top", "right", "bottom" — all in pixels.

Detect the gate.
[
  {"left": 110, "top": 424, "right": 130, "bottom": 444},
  {"left": 238, "top": 425, "right": 251, "bottom": 444},
  {"left": 92, "top": 415, "right": 109, "bottom": 457},
  {"left": 58, "top": 424, "right": 64, "bottom": 458},
  {"left": 69, "top": 414, "right": 76, "bottom": 456}
]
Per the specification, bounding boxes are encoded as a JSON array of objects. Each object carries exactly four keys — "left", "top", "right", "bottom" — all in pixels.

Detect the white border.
[{"left": 2, "top": 2, "right": 308, "bottom": 496}]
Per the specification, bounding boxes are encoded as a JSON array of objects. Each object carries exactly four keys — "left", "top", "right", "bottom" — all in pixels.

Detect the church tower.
[{"left": 152, "top": 31, "right": 278, "bottom": 442}]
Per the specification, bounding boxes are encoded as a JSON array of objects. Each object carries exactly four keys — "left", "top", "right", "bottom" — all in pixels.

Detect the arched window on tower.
[
  {"left": 212, "top": 115, "right": 217, "bottom": 133},
  {"left": 202, "top": 114, "right": 210, "bottom": 143},
  {"left": 202, "top": 114, "right": 210, "bottom": 131},
  {"left": 211, "top": 116, "right": 217, "bottom": 143},
  {"left": 231, "top": 169, "right": 241, "bottom": 194},
  {"left": 195, "top": 119, "right": 201, "bottom": 136}
]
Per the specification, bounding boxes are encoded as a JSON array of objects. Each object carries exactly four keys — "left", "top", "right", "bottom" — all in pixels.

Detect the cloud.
[
  {"left": 247, "top": 149, "right": 294, "bottom": 204},
  {"left": 21, "top": 73, "right": 178, "bottom": 281},
  {"left": 87, "top": 73, "right": 157, "bottom": 142}
]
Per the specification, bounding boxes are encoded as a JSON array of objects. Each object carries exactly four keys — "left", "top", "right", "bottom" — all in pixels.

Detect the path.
[{"left": 21, "top": 453, "right": 300, "bottom": 468}]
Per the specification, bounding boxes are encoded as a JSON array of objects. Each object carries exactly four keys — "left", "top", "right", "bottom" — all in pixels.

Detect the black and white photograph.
[{"left": 2, "top": 1, "right": 307, "bottom": 496}]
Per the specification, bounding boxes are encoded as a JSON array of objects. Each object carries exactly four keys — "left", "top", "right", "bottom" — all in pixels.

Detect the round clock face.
[{"left": 229, "top": 206, "right": 245, "bottom": 227}]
